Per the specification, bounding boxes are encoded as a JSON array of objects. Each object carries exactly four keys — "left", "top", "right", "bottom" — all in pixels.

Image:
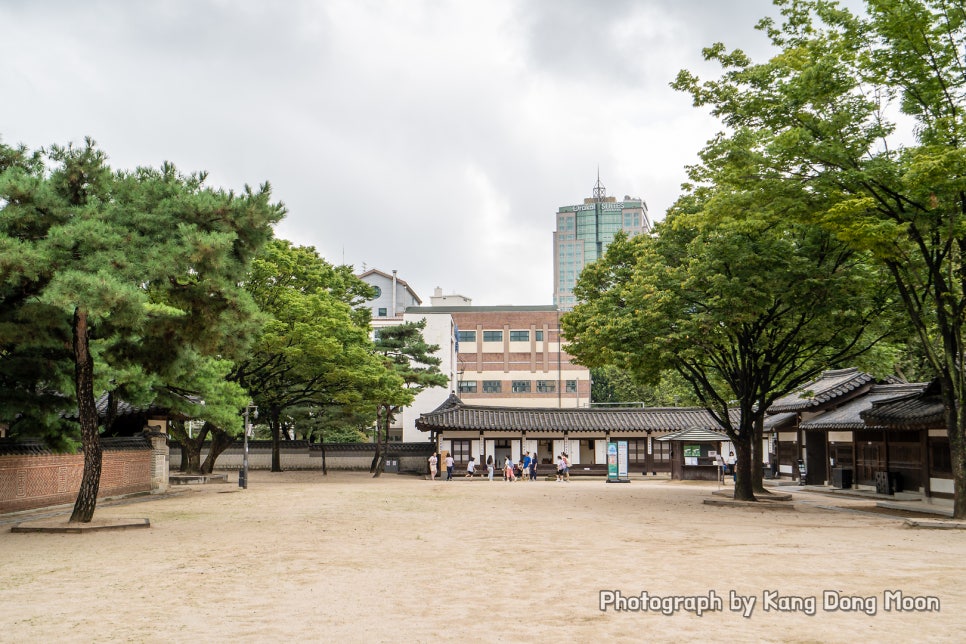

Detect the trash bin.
[{"left": 238, "top": 468, "right": 247, "bottom": 489}]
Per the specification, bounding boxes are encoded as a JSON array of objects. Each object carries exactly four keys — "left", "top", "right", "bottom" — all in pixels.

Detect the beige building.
[{"left": 418, "top": 305, "right": 591, "bottom": 409}]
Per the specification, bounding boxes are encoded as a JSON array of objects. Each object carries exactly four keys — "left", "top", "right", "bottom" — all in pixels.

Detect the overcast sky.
[{"left": 0, "top": 0, "right": 845, "bottom": 305}]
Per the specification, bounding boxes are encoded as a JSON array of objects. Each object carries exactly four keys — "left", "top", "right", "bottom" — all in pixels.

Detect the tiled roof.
[
  {"left": 800, "top": 383, "right": 927, "bottom": 430},
  {"left": 860, "top": 380, "right": 945, "bottom": 429},
  {"left": 94, "top": 392, "right": 201, "bottom": 420},
  {"left": 767, "top": 368, "right": 874, "bottom": 413},
  {"left": 415, "top": 394, "right": 738, "bottom": 433},
  {"left": 764, "top": 412, "right": 797, "bottom": 431}
]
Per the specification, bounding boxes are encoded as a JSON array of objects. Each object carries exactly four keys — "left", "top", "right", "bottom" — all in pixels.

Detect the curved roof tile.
[{"left": 768, "top": 368, "right": 874, "bottom": 413}]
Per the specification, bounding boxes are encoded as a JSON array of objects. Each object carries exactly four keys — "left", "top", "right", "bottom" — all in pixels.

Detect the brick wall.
[{"left": 0, "top": 437, "right": 155, "bottom": 514}]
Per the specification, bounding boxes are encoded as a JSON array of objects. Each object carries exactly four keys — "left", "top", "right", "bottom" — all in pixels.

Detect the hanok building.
[
  {"left": 415, "top": 393, "right": 736, "bottom": 476},
  {"left": 765, "top": 367, "right": 875, "bottom": 482},
  {"left": 765, "top": 368, "right": 954, "bottom": 499}
]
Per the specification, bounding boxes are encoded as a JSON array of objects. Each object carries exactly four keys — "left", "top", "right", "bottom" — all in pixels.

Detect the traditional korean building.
[
  {"left": 765, "top": 367, "right": 875, "bottom": 482},
  {"left": 766, "top": 369, "right": 953, "bottom": 499},
  {"left": 414, "top": 393, "right": 737, "bottom": 475}
]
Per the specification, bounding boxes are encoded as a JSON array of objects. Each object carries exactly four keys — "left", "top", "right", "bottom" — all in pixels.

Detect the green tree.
[
  {"left": 674, "top": 0, "right": 966, "bottom": 516},
  {"left": 591, "top": 366, "right": 699, "bottom": 407},
  {"left": 370, "top": 319, "right": 448, "bottom": 477},
  {"left": 0, "top": 138, "right": 281, "bottom": 521},
  {"left": 563, "top": 176, "right": 894, "bottom": 500},
  {"left": 230, "top": 239, "right": 389, "bottom": 472}
]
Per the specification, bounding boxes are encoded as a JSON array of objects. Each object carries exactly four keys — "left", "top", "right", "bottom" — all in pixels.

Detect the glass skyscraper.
[{"left": 553, "top": 176, "right": 651, "bottom": 311}]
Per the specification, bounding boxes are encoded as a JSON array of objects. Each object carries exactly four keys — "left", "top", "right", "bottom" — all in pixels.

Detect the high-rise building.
[{"left": 553, "top": 175, "right": 651, "bottom": 311}]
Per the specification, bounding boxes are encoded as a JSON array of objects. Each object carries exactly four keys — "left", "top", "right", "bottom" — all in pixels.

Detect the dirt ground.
[{"left": 1, "top": 471, "right": 964, "bottom": 643}]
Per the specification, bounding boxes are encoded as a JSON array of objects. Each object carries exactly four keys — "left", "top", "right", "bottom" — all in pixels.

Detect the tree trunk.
[
  {"left": 201, "top": 424, "right": 234, "bottom": 474},
  {"left": 270, "top": 408, "right": 282, "bottom": 472},
  {"left": 69, "top": 308, "right": 102, "bottom": 524},
  {"left": 167, "top": 420, "right": 208, "bottom": 475},
  {"left": 371, "top": 405, "right": 384, "bottom": 475},
  {"left": 732, "top": 432, "right": 756, "bottom": 502},
  {"left": 945, "top": 388, "right": 966, "bottom": 519},
  {"left": 751, "top": 419, "right": 770, "bottom": 495}
]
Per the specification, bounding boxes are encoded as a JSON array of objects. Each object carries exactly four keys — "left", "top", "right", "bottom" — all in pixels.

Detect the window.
[
  {"left": 371, "top": 285, "right": 382, "bottom": 298},
  {"left": 450, "top": 439, "right": 472, "bottom": 463},
  {"left": 377, "top": 307, "right": 387, "bottom": 317},
  {"left": 535, "top": 330, "right": 544, "bottom": 341},
  {"left": 458, "top": 380, "right": 477, "bottom": 394},
  {"left": 653, "top": 440, "right": 671, "bottom": 463},
  {"left": 627, "top": 439, "right": 647, "bottom": 464},
  {"left": 483, "top": 380, "right": 502, "bottom": 393},
  {"left": 536, "top": 380, "right": 556, "bottom": 393},
  {"left": 509, "top": 330, "right": 529, "bottom": 342},
  {"left": 457, "top": 330, "right": 476, "bottom": 343},
  {"left": 483, "top": 330, "right": 503, "bottom": 342},
  {"left": 512, "top": 380, "right": 531, "bottom": 393},
  {"left": 565, "top": 380, "right": 577, "bottom": 393}
]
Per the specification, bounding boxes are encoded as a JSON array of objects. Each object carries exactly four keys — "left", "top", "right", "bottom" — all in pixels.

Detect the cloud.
[{"left": 0, "top": 0, "right": 824, "bottom": 306}]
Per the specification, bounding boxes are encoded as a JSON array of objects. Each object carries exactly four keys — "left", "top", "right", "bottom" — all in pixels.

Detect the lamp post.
[{"left": 240, "top": 402, "right": 257, "bottom": 488}]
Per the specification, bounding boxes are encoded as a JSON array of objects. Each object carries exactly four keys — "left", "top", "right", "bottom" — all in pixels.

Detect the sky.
[{"left": 0, "top": 0, "right": 839, "bottom": 305}]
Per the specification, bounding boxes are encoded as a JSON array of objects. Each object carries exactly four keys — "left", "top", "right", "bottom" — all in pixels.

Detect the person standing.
[
  {"left": 487, "top": 454, "right": 494, "bottom": 481},
  {"left": 504, "top": 456, "right": 514, "bottom": 482},
  {"left": 522, "top": 451, "right": 532, "bottom": 478},
  {"left": 529, "top": 453, "right": 537, "bottom": 481},
  {"left": 556, "top": 454, "right": 564, "bottom": 482},
  {"left": 562, "top": 452, "right": 570, "bottom": 482},
  {"left": 727, "top": 451, "right": 737, "bottom": 483},
  {"left": 445, "top": 453, "right": 455, "bottom": 481},
  {"left": 428, "top": 453, "right": 438, "bottom": 481}
]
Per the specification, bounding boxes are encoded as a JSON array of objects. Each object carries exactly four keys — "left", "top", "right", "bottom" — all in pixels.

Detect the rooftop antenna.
[{"left": 593, "top": 168, "right": 606, "bottom": 257}]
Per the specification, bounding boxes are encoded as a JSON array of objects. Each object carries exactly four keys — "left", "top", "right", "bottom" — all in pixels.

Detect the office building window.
[
  {"left": 377, "top": 308, "right": 387, "bottom": 317},
  {"left": 483, "top": 380, "right": 502, "bottom": 393},
  {"left": 535, "top": 330, "right": 544, "bottom": 341},
  {"left": 509, "top": 330, "right": 529, "bottom": 342},
  {"left": 483, "top": 330, "right": 503, "bottom": 342},
  {"left": 457, "top": 330, "right": 476, "bottom": 343},
  {"left": 536, "top": 380, "right": 556, "bottom": 393},
  {"left": 512, "top": 380, "right": 531, "bottom": 393},
  {"left": 565, "top": 380, "right": 577, "bottom": 393},
  {"left": 458, "top": 381, "right": 477, "bottom": 394}
]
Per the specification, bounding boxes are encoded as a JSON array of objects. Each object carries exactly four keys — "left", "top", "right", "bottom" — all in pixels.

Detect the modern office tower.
[{"left": 553, "top": 175, "right": 651, "bottom": 311}]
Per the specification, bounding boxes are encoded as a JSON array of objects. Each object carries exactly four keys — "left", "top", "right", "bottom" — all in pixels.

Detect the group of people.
[
  {"left": 555, "top": 452, "right": 570, "bottom": 482},
  {"left": 428, "top": 451, "right": 545, "bottom": 481},
  {"left": 500, "top": 452, "right": 538, "bottom": 482}
]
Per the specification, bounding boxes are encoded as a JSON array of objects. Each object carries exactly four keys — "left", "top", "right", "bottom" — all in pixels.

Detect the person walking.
[
  {"left": 529, "top": 454, "right": 537, "bottom": 481},
  {"left": 561, "top": 452, "right": 570, "bottom": 482},
  {"left": 445, "top": 453, "right": 455, "bottom": 480},
  {"left": 465, "top": 456, "right": 476, "bottom": 478},
  {"left": 428, "top": 453, "right": 438, "bottom": 481},
  {"left": 727, "top": 451, "right": 736, "bottom": 483},
  {"left": 487, "top": 454, "right": 494, "bottom": 481},
  {"left": 504, "top": 456, "right": 514, "bottom": 482}
]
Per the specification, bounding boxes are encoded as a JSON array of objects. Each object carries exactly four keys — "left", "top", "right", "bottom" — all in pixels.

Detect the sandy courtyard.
[{"left": 1, "top": 471, "right": 964, "bottom": 643}]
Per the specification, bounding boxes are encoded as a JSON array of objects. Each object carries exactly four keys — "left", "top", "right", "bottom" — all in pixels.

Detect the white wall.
[{"left": 400, "top": 311, "right": 457, "bottom": 442}]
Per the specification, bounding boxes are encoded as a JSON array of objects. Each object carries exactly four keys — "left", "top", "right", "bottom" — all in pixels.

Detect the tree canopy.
[
  {"left": 230, "top": 238, "right": 394, "bottom": 472},
  {"left": 672, "top": 0, "right": 966, "bottom": 515},
  {"left": 563, "top": 141, "right": 895, "bottom": 499},
  {"left": 0, "top": 138, "right": 283, "bottom": 520}
]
